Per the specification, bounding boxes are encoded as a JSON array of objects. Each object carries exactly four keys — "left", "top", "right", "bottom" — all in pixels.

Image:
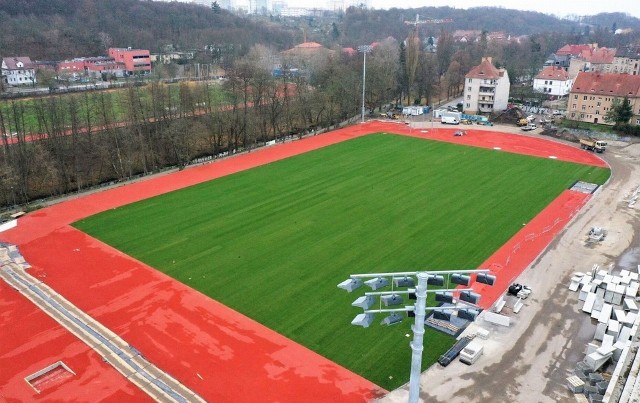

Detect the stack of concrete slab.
[
  {"left": 567, "top": 375, "right": 585, "bottom": 393},
  {"left": 568, "top": 264, "right": 640, "bottom": 400}
]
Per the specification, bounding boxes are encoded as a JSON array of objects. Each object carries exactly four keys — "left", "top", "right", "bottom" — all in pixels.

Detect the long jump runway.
[{"left": 0, "top": 122, "right": 606, "bottom": 401}]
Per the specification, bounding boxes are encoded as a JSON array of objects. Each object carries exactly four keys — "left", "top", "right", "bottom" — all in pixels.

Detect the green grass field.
[
  {"left": 74, "top": 133, "right": 609, "bottom": 390},
  {"left": 0, "top": 82, "right": 225, "bottom": 133}
]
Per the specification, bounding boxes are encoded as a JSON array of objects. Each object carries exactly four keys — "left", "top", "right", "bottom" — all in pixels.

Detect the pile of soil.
[
  {"left": 540, "top": 127, "right": 580, "bottom": 142},
  {"left": 492, "top": 107, "right": 526, "bottom": 125}
]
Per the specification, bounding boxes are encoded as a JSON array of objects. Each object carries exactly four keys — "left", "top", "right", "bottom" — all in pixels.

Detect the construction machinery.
[{"left": 580, "top": 139, "right": 607, "bottom": 153}]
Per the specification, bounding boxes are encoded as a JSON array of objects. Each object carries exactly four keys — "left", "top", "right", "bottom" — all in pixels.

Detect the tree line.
[{"left": 0, "top": 47, "right": 365, "bottom": 209}]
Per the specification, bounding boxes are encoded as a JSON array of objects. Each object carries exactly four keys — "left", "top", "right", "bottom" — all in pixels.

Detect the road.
[{"left": 377, "top": 124, "right": 640, "bottom": 402}]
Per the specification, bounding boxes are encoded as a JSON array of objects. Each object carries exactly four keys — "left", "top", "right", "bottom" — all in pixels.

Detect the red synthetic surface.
[
  {"left": 0, "top": 122, "right": 606, "bottom": 402},
  {"left": 470, "top": 189, "right": 591, "bottom": 309}
]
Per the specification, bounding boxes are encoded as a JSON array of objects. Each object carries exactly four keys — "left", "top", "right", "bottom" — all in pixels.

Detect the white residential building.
[
  {"left": 1, "top": 57, "right": 36, "bottom": 86},
  {"left": 463, "top": 57, "right": 510, "bottom": 114},
  {"left": 533, "top": 66, "right": 573, "bottom": 98}
]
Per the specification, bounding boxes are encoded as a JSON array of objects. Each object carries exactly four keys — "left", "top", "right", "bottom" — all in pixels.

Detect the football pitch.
[{"left": 73, "top": 133, "right": 609, "bottom": 390}]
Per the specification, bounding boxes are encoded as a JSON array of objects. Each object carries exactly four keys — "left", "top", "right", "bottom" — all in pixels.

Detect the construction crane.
[
  {"left": 404, "top": 13, "right": 453, "bottom": 37},
  {"left": 401, "top": 14, "right": 453, "bottom": 108}
]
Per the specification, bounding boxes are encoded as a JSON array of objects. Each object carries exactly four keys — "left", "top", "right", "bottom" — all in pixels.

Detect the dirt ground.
[{"left": 377, "top": 123, "right": 640, "bottom": 403}]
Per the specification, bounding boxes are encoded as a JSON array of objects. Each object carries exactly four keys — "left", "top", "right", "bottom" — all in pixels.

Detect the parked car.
[
  {"left": 521, "top": 124, "right": 537, "bottom": 131},
  {"left": 552, "top": 109, "right": 563, "bottom": 116}
]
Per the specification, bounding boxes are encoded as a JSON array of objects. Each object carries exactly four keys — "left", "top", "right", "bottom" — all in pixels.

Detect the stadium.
[{"left": 0, "top": 121, "right": 609, "bottom": 402}]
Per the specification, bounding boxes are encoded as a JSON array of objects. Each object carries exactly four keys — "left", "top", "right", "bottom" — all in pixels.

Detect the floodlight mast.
[
  {"left": 345, "top": 268, "right": 493, "bottom": 403},
  {"left": 357, "top": 45, "right": 373, "bottom": 123},
  {"left": 408, "top": 272, "right": 428, "bottom": 403}
]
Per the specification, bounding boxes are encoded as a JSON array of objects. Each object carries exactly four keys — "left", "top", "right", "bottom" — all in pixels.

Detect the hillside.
[
  {"left": 0, "top": 0, "right": 297, "bottom": 60},
  {"left": 1, "top": 1, "right": 638, "bottom": 62}
]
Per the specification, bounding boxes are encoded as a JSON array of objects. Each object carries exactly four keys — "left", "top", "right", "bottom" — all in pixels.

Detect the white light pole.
[
  {"left": 358, "top": 45, "right": 373, "bottom": 123},
  {"left": 339, "top": 269, "right": 496, "bottom": 403},
  {"left": 408, "top": 272, "right": 428, "bottom": 402}
]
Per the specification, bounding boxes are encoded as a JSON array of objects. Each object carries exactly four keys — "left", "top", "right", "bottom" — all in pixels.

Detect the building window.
[
  {"left": 580, "top": 114, "right": 584, "bottom": 118},
  {"left": 571, "top": 113, "right": 576, "bottom": 117},
  {"left": 468, "top": 87, "right": 472, "bottom": 92},
  {"left": 582, "top": 105, "right": 586, "bottom": 110},
  {"left": 468, "top": 79, "right": 472, "bottom": 83},
  {"left": 572, "top": 104, "right": 577, "bottom": 109},
  {"left": 583, "top": 96, "right": 587, "bottom": 100},
  {"left": 596, "top": 110, "right": 599, "bottom": 115},
  {"left": 574, "top": 95, "right": 578, "bottom": 99},
  {"left": 467, "top": 95, "right": 470, "bottom": 99},
  {"left": 466, "top": 103, "right": 470, "bottom": 108},
  {"left": 597, "top": 102, "right": 601, "bottom": 106}
]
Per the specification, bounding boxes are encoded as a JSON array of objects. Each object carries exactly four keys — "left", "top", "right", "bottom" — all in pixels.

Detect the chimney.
[{"left": 482, "top": 56, "right": 493, "bottom": 64}]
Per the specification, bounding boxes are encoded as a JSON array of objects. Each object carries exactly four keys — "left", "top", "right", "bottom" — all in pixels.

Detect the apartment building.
[
  {"left": 107, "top": 48, "right": 151, "bottom": 75},
  {"left": 568, "top": 72, "right": 640, "bottom": 125},
  {"left": 463, "top": 57, "right": 510, "bottom": 114},
  {"left": 613, "top": 45, "right": 640, "bottom": 75}
]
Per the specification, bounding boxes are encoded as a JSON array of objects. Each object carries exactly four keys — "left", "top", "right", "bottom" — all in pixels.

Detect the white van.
[
  {"left": 441, "top": 115, "right": 460, "bottom": 124},
  {"left": 459, "top": 340, "right": 483, "bottom": 365}
]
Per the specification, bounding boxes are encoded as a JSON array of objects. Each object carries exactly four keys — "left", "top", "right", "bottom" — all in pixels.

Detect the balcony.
[
  {"left": 478, "top": 86, "right": 495, "bottom": 95},
  {"left": 479, "top": 103, "right": 494, "bottom": 113}
]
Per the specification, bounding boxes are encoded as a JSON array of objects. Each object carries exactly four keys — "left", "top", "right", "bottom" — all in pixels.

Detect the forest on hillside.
[
  {"left": 0, "top": 0, "right": 297, "bottom": 60},
  {"left": 1, "top": 1, "right": 639, "bottom": 61}
]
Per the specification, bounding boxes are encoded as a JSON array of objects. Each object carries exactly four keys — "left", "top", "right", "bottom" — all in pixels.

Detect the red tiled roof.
[
  {"left": 556, "top": 44, "right": 594, "bottom": 56},
  {"left": 571, "top": 72, "right": 640, "bottom": 97},
  {"left": 294, "top": 42, "right": 323, "bottom": 49},
  {"left": 465, "top": 59, "right": 502, "bottom": 79},
  {"left": 342, "top": 47, "right": 356, "bottom": 56},
  {"left": 580, "top": 47, "right": 616, "bottom": 64},
  {"left": 282, "top": 42, "right": 331, "bottom": 55},
  {"left": 535, "top": 66, "right": 570, "bottom": 81}
]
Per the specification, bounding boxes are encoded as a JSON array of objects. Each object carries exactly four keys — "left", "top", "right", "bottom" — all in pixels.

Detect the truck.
[
  {"left": 579, "top": 139, "right": 607, "bottom": 153},
  {"left": 440, "top": 111, "right": 462, "bottom": 125},
  {"left": 459, "top": 340, "right": 484, "bottom": 365},
  {"left": 516, "top": 118, "right": 529, "bottom": 126}
]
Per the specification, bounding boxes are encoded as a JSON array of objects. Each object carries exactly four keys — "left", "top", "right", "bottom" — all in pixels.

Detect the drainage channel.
[{"left": 1, "top": 246, "right": 205, "bottom": 403}]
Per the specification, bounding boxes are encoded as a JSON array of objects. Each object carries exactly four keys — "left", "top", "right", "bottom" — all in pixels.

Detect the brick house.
[{"left": 568, "top": 72, "right": 640, "bottom": 125}]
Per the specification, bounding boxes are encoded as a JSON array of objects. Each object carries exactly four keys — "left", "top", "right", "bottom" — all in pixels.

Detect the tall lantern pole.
[{"left": 358, "top": 45, "right": 373, "bottom": 123}]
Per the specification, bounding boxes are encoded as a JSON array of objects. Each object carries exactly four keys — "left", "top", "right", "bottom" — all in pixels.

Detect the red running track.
[{"left": 0, "top": 121, "right": 606, "bottom": 401}]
